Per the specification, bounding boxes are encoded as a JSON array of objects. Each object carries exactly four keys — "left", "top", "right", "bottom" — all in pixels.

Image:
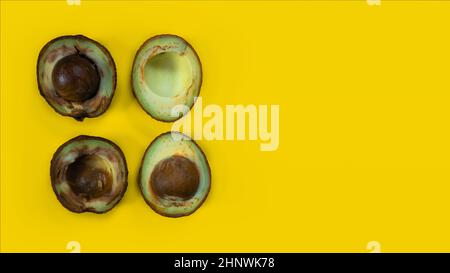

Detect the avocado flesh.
[
  {"left": 132, "top": 35, "right": 202, "bottom": 122},
  {"left": 37, "top": 35, "right": 116, "bottom": 121},
  {"left": 51, "top": 135, "right": 128, "bottom": 213},
  {"left": 139, "top": 132, "right": 211, "bottom": 217}
]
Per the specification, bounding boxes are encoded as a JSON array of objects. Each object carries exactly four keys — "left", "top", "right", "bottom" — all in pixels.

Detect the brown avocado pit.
[
  {"left": 50, "top": 135, "right": 128, "bottom": 214},
  {"left": 150, "top": 155, "right": 200, "bottom": 201},
  {"left": 66, "top": 154, "right": 112, "bottom": 200},
  {"left": 52, "top": 54, "right": 100, "bottom": 102}
]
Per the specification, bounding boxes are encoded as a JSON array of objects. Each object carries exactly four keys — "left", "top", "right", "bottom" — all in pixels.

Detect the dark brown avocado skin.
[
  {"left": 50, "top": 135, "right": 128, "bottom": 214},
  {"left": 131, "top": 34, "right": 203, "bottom": 123},
  {"left": 37, "top": 35, "right": 117, "bottom": 121},
  {"left": 138, "top": 132, "right": 211, "bottom": 218}
]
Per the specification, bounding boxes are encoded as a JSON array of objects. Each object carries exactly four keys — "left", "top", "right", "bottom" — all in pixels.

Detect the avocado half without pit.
[
  {"left": 37, "top": 35, "right": 116, "bottom": 121},
  {"left": 139, "top": 132, "right": 211, "bottom": 217},
  {"left": 132, "top": 35, "right": 202, "bottom": 122},
  {"left": 51, "top": 135, "right": 128, "bottom": 213}
]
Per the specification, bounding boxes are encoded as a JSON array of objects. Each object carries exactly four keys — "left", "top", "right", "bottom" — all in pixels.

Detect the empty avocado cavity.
[
  {"left": 132, "top": 35, "right": 202, "bottom": 122},
  {"left": 51, "top": 135, "right": 128, "bottom": 213},
  {"left": 37, "top": 35, "right": 116, "bottom": 121},
  {"left": 139, "top": 132, "right": 211, "bottom": 217}
]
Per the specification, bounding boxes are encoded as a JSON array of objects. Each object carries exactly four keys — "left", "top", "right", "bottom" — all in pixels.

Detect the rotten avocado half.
[
  {"left": 132, "top": 35, "right": 202, "bottom": 122},
  {"left": 51, "top": 135, "right": 128, "bottom": 213},
  {"left": 139, "top": 132, "right": 211, "bottom": 217},
  {"left": 37, "top": 35, "right": 116, "bottom": 121}
]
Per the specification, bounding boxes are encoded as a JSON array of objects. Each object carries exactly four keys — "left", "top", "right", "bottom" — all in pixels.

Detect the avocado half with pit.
[
  {"left": 139, "top": 132, "right": 211, "bottom": 217},
  {"left": 51, "top": 135, "right": 128, "bottom": 213},
  {"left": 37, "top": 35, "right": 116, "bottom": 121},
  {"left": 132, "top": 35, "right": 202, "bottom": 122}
]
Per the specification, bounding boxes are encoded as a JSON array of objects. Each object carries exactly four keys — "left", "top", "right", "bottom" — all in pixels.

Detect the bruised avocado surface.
[
  {"left": 139, "top": 132, "right": 211, "bottom": 217},
  {"left": 132, "top": 35, "right": 202, "bottom": 122},
  {"left": 37, "top": 35, "right": 116, "bottom": 121},
  {"left": 51, "top": 135, "right": 128, "bottom": 213}
]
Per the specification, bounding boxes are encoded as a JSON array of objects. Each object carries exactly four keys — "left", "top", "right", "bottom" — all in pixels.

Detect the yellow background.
[{"left": 1, "top": 0, "right": 450, "bottom": 252}]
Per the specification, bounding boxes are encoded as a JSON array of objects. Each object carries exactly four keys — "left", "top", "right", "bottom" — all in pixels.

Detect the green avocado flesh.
[
  {"left": 139, "top": 132, "right": 211, "bottom": 217},
  {"left": 51, "top": 135, "right": 128, "bottom": 213},
  {"left": 37, "top": 35, "right": 116, "bottom": 121},
  {"left": 132, "top": 35, "right": 202, "bottom": 122}
]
